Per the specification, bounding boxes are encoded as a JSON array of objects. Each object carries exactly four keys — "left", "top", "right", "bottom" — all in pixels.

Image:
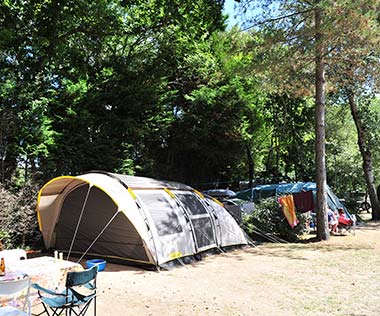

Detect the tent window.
[
  {"left": 191, "top": 217, "right": 215, "bottom": 249},
  {"left": 137, "top": 191, "right": 183, "bottom": 236},
  {"left": 176, "top": 193, "right": 208, "bottom": 215}
]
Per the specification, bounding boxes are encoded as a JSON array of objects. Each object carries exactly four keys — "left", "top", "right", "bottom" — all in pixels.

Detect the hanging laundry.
[
  {"left": 278, "top": 195, "right": 298, "bottom": 228},
  {"left": 293, "top": 190, "right": 314, "bottom": 213}
]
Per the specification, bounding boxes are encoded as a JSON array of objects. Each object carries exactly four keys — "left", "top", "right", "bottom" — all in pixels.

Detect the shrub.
[
  {"left": 0, "top": 183, "right": 42, "bottom": 249},
  {"left": 242, "top": 197, "right": 309, "bottom": 242}
]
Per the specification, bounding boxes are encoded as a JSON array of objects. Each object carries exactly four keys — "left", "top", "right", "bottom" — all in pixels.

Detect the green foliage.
[
  {"left": 243, "top": 197, "right": 309, "bottom": 242},
  {"left": 0, "top": 0, "right": 228, "bottom": 183},
  {"left": 325, "top": 103, "right": 363, "bottom": 194},
  {"left": 140, "top": 29, "right": 269, "bottom": 185},
  {"left": 261, "top": 95, "right": 315, "bottom": 181},
  {"left": 0, "top": 0, "right": 379, "bottom": 232},
  {"left": 0, "top": 0, "right": 330, "bottom": 190},
  {"left": 0, "top": 231, "right": 10, "bottom": 250},
  {"left": 325, "top": 94, "right": 380, "bottom": 198}
]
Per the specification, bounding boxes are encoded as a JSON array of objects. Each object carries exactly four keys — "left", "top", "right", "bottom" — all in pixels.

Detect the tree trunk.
[
  {"left": 0, "top": 111, "right": 5, "bottom": 183},
  {"left": 245, "top": 142, "right": 254, "bottom": 188},
  {"left": 347, "top": 92, "right": 380, "bottom": 220},
  {"left": 265, "top": 136, "right": 274, "bottom": 174},
  {"left": 315, "top": 2, "right": 329, "bottom": 241},
  {"left": 24, "top": 157, "right": 28, "bottom": 183}
]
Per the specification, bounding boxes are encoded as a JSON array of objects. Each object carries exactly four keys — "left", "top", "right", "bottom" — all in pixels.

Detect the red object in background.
[{"left": 338, "top": 216, "right": 352, "bottom": 226}]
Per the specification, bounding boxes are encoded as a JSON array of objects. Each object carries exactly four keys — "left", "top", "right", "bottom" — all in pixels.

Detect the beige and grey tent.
[{"left": 36, "top": 172, "right": 248, "bottom": 268}]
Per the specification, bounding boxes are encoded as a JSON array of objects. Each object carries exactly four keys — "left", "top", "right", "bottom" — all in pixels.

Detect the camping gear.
[
  {"left": 86, "top": 259, "right": 106, "bottom": 272},
  {"left": 32, "top": 265, "right": 97, "bottom": 316},
  {"left": 337, "top": 209, "right": 356, "bottom": 234},
  {"left": 202, "top": 189, "right": 237, "bottom": 199},
  {"left": 0, "top": 249, "right": 27, "bottom": 266},
  {"left": 36, "top": 172, "right": 247, "bottom": 269},
  {"left": 9, "top": 256, "right": 83, "bottom": 306},
  {"left": 222, "top": 198, "right": 255, "bottom": 224}
]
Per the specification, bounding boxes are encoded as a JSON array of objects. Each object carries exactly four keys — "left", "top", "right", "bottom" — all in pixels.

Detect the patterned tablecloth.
[
  {"left": 0, "top": 271, "right": 27, "bottom": 282},
  {"left": 1, "top": 256, "right": 83, "bottom": 306}
]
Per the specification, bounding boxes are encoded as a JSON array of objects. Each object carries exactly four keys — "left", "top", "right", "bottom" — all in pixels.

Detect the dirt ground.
[{"left": 33, "top": 219, "right": 380, "bottom": 316}]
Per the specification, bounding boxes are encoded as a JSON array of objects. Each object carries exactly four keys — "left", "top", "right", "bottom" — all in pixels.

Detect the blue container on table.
[{"left": 85, "top": 259, "right": 107, "bottom": 271}]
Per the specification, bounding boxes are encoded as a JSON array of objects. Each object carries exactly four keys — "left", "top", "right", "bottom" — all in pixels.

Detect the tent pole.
[{"left": 76, "top": 210, "right": 121, "bottom": 263}]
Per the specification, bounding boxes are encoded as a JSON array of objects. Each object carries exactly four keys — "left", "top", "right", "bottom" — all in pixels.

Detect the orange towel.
[{"left": 278, "top": 195, "right": 298, "bottom": 228}]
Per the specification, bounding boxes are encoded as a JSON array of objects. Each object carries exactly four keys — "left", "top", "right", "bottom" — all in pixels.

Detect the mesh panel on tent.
[
  {"left": 192, "top": 217, "right": 215, "bottom": 249},
  {"left": 136, "top": 191, "right": 183, "bottom": 236},
  {"left": 176, "top": 193, "right": 208, "bottom": 215},
  {"left": 176, "top": 192, "right": 216, "bottom": 250}
]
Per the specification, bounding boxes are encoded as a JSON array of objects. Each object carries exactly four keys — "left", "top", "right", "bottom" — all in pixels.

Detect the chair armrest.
[
  {"left": 31, "top": 283, "right": 66, "bottom": 296},
  {"left": 83, "top": 282, "right": 96, "bottom": 291}
]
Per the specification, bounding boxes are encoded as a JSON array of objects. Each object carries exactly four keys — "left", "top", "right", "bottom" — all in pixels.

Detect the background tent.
[
  {"left": 236, "top": 182, "right": 347, "bottom": 213},
  {"left": 202, "top": 189, "right": 237, "bottom": 199},
  {"left": 36, "top": 172, "right": 248, "bottom": 269}
]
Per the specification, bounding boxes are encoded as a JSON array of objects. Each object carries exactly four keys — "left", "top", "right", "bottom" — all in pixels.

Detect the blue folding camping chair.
[{"left": 32, "top": 265, "right": 98, "bottom": 316}]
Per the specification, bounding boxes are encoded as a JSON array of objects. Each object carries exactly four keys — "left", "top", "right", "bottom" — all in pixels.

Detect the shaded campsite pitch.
[{"left": 33, "top": 220, "right": 380, "bottom": 316}]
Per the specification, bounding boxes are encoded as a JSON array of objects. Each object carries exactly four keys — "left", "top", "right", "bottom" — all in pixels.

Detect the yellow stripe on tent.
[
  {"left": 164, "top": 188, "right": 175, "bottom": 199},
  {"left": 211, "top": 197, "right": 224, "bottom": 207},
  {"left": 193, "top": 189, "right": 205, "bottom": 199},
  {"left": 169, "top": 251, "right": 183, "bottom": 259},
  {"left": 128, "top": 187, "right": 137, "bottom": 200},
  {"left": 36, "top": 175, "right": 123, "bottom": 230}
]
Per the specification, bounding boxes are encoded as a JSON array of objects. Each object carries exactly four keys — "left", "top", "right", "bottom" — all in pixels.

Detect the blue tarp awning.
[{"left": 236, "top": 182, "right": 347, "bottom": 213}]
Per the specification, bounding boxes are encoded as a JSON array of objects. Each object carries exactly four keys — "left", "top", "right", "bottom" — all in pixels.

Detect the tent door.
[{"left": 175, "top": 191, "right": 217, "bottom": 252}]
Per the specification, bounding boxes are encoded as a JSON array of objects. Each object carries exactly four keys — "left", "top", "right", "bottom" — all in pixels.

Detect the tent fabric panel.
[
  {"left": 77, "top": 173, "right": 152, "bottom": 243},
  {"left": 134, "top": 189, "right": 196, "bottom": 265},
  {"left": 58, "top": 240, "right": 150, "bottom": 263},
  {"left": 37, "top": 174, "right": 154, "bottom": 257},
  {"left": 38, "top": 194, "right": 59, "bottom": 232},
  {"left": 38, "top": 178, "right": 89, "bottom": 249},
  {"left": 39, "top": 177, "right": 78, "bottom": 196},
  {"left": 205, "top": 198, "right": 247, "bottom": 247},
  {"left": 56, "top": 185, "right": 151, "bottom": 264}
]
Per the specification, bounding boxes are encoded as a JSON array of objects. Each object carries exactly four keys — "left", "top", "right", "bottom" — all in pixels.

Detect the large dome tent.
[{"left": 36, "top": 172, "right": 248, "bottom": 269}]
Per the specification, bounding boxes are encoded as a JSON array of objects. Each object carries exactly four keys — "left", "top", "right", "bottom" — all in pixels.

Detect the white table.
[{"left": 5, "top": 256, "right": 83, "bottom": 305}]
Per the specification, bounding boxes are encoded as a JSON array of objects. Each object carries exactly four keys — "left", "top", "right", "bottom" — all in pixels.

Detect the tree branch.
[{"left": 242, "top": 8, "right": 314, "bottom": 31}]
